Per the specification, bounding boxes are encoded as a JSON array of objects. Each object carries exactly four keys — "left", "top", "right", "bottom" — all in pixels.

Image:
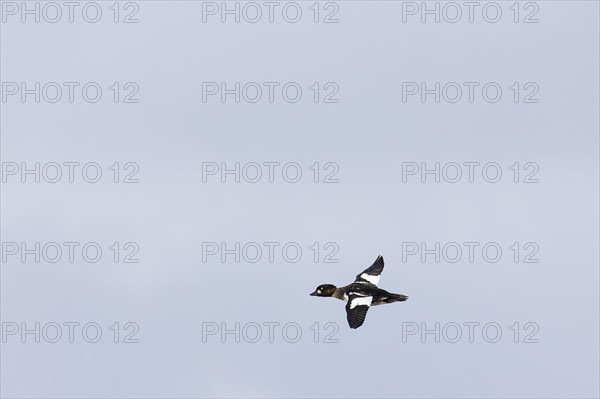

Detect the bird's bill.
[{"left": 309, "top": 290, "right": 318, "bottom": 296}]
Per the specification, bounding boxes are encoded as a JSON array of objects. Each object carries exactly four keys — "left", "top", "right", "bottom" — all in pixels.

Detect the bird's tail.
[{"left": 394, "top": 294, "right": 408, "bottom": 302}]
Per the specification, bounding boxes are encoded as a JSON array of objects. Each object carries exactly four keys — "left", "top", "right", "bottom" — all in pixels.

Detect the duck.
[{"left": 310, "top": 255, "right": 408, "bottom": 329}]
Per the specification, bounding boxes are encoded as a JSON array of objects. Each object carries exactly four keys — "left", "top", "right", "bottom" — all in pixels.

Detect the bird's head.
[{"left": 310, "top": 284, "right": 337, "bottom": 297}]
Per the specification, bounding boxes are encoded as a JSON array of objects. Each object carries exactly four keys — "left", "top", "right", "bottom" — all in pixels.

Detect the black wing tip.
[
  {"left": 372, "top": 255, "right": 384, "bottom": 270},
  {"left": 346, "top": 304, "right": 369, "bottom": 329},
  {"left": 347, "top": 318, "right": 365, "bottom": 329}
]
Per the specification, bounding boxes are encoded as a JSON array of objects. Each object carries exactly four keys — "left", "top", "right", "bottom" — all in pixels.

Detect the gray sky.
[{"left": 1, "top": 1, "right": 599, "bottom": 398}]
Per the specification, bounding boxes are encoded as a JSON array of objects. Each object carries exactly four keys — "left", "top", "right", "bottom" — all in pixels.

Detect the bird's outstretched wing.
[
  {"left": 354, "top": 255, "right": 384, "bottom": 287},
  {"left": 345, "top": 294, "right": 372, "bottom": 329}
]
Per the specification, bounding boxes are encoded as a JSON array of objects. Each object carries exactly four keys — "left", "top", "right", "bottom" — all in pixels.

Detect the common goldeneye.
[{"left": 310, "top": 255, "right": 408, "bottom": 329}]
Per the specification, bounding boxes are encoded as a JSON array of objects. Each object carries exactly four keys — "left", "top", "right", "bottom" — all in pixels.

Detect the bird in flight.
[{"left": 310, "top": 256, "right": 408, "bottom": 329}]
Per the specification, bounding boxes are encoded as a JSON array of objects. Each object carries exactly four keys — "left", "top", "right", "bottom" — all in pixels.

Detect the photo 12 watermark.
[
  {"left": 201, "top": 241, "right": 339, "bottom": 263},
  {"left": 201, "top": 161, "right": 339, "bottom": 183},
  {"left": 400, "top": 2, "right": 539, "bottom": 24},
  {"left": 401, "top": 162, "right": 539, "bottom": 183},
  {"left": 401, "top": 321, "right": 540, "bottom": 343},
  {"left": 401, "top": 82, "right": 539, "bottom": 104},
  {"left": 200, "top": 2, "right": 340, "bottom": 24},
  {"left": 1, "top": 241, "right": 140, "bottom": 264},
  {"left": 201, "top": 321, "right": 340, "bottom": 343},
  {"left": 1, "top": 82, "right": 140, "bottom": 103},
  {"left": 1, "top": 162, "right": 140, "bottom": 184},
  {"left": 1, "top": 2, "right": 140, "bottom": 24},
  {"left": 2, "top": 321, "right": 140, "bottom": 343},
  {"left": 201, "top": 82, "right": 339, "bottom": 104},
  {"left": 401, "top": 241, "right": 540, "bottom": 264}
]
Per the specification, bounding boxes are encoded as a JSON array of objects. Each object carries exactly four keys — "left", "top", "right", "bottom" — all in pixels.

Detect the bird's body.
[
  {"left": 331, "top": 283, "right": 407, "bottom": 306},
  {"left": 310, "top": 256, "right": 408, "bottom": 329}
]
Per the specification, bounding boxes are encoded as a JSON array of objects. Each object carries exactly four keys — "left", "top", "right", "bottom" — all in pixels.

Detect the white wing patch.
[
  {"left": 349, "top": 296, "right": 373, "bottom": 309},
  {"left": 360, "top": 273, "right": 380, "bottom": 286}
]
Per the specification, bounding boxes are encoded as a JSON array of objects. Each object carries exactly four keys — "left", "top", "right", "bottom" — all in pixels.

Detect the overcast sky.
[{"left": 1, "top": 1, "right": 599, "bottom": 398}]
